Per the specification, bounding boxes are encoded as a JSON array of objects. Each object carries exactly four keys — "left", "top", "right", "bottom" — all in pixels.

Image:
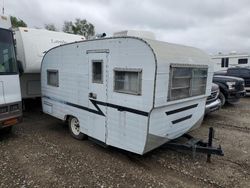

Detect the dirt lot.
[{"left": 0, "top": 98, "right": 250, "bottom": 188}]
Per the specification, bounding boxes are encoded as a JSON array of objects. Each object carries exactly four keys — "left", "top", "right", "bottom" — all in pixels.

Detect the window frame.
[
  {"left": 92, "top": 60, "right": 103, "bottom": 84},
  {"left": 238, "top": 58, "right": 248, "bottom": 65},
  {"left": 168, "top": 65, "right": 208, "bottom": 101},
  {"left": 47, "top": 69, "right": 59, "bottom": 87},
  {"left": 113, "top": 68, "right": 142, "bottom": 95}
]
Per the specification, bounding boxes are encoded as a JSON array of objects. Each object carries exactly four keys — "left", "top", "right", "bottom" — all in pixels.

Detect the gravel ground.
[{"left": 0, "top": 98, "right": 250, "bottom": 188}]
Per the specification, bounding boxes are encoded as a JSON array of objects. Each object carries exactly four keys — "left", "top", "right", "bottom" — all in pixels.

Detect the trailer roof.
[
  {"left": 143, "top": 38, "right": 210, "bottom": 66},
  {"left": 43, "top": 36, "right": 210, "bottom": 67}
]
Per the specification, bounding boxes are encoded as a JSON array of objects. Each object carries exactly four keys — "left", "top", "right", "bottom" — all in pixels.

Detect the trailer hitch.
[{"left": 164, "top": 127, "right": 224, "bottom": 162}]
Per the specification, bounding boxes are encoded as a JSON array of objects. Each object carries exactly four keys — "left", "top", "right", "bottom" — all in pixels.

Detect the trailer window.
[
  {"left": 238, "top": 58, "right": 248, "bottom": 64},
  {"left": 92, "top": 61, "right": 103, "bottom": 83},
  {"left": 114, "top": 69, "right": 142, "bottom": 95},
  {"left": 221, "top": 58, "right": 229, "bottom": 67},
  {"left": 47, "top": 70, "right": 59, "bottom": 87},
  {"left": 168, "top": 66, "right": 207, "bottom": 101}
]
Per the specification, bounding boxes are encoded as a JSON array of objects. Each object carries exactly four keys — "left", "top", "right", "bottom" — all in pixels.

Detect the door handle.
[{"left": 89, "top": 92, "right": 97, "bottom": 99}]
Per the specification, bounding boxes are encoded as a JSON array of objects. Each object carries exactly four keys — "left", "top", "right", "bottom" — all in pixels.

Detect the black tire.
[
  {"left": 219, "top": 92, "right": 226, "bottom": 106},
  {"left": 68, "top": 116, "right": 87, "bottom": 140},
  {"left": 1, "top": 126, "right": 13, "bottom": 134},
  {"left": 227, "top": 99, "right": 240, "bottom": 105}
]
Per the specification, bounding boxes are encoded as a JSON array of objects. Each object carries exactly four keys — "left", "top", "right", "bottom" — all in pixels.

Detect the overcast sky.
[{"left": 3, "top": 0, "right": 250, "bottom": 54}]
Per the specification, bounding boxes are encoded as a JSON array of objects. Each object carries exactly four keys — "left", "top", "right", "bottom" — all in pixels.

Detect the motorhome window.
[
  {"left": 92, "top": 61, "right": 103, "bottom": 83},
  {"left": 0, "top": 29, "right": 18, "bottom": 74},
  {"left": 47, "top": 70, "right": 59, "bottom": 87},
  {"left": 114, "top": 69, "right": 142, "bottom": 95},
  {"left": 168, "top": 67, "right": 207, "bottom": 101},
  {"left": 238, "top": 58, "right": 248, "bottom": 64},
  {"left": 221, "top": 58, "right": 229, "bottom": 67}
]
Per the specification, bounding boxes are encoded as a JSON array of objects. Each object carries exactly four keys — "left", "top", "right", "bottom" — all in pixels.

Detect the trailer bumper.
[{"left": 0, "top": 102, "right": 22, "bottom": 129}]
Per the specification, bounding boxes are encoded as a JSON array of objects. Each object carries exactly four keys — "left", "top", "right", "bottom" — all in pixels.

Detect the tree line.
[{"left": 10, "top": 16, "right": 95, "bottom": 39}]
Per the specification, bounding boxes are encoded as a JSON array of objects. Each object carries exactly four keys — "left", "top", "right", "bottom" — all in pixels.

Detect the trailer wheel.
[
  {"left": 219, "top": 92, "right": 226, "bottom": 106},
  {"left": 68, "top": 116, "right": 87, "bottom": 140}
]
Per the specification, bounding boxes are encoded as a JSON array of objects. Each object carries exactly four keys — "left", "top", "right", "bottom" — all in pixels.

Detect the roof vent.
[{"left": 113, "top": 30, "right": 155, "bottom": 40}]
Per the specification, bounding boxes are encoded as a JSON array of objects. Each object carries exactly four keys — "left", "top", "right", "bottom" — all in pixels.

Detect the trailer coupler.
[{"left": 164, "top": 127, "right": 224, "bottom": 162}]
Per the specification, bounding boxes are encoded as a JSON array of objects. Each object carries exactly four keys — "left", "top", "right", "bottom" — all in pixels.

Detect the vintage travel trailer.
[
  {"left": 14, "top": 27, "right": 85, "bottom": 99},
  {"left": 41, "top": 34, "right": 213, "bottom": 154}
]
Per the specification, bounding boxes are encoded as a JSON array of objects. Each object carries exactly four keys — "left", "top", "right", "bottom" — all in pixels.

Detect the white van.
[{"left": 41, "top": 35, "right": 213, "bottom": 154}]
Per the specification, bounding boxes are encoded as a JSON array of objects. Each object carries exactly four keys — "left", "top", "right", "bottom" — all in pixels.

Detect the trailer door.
[{"left": 87, "top": 51, "right": 109, "bottom": 143}]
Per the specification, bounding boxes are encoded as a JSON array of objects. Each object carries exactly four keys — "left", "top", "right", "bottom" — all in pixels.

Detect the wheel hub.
[{"left": 71, "top": 118, "right": 80, "bottom": 136}]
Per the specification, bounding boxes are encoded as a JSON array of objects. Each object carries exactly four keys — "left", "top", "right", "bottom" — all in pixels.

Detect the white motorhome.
[
  {"left": 14, "top": 27, "right": 85, "bottom": 99},
  {"left": 0, "top": 15, "right": 22, "bottom": 132},
  {"left": 41, "top": 34, "right": 213, "bottom": 154},
  {"left": 212, "top": 52, "right": 250, "bottom": 72}
]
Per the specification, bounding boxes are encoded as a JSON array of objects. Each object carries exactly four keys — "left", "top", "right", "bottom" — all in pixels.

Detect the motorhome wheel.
[{"left": 68, "top": 117, "right": 87, "bottom": 140}]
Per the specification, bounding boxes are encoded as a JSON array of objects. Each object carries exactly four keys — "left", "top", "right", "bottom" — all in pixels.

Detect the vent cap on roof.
[{"left": 113, "top": 30, "right": 155, "bottom": 40}]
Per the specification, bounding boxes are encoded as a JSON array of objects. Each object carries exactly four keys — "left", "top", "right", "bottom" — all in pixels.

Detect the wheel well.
[
  {"left": 219, "top": 87, "right": 227, "bottom": 97},
  {"left": 216, "top": 83, "right": 227, "bottom": 97},
  {"left": 64, "top": 115, "right": 73, "bottom": 122}
]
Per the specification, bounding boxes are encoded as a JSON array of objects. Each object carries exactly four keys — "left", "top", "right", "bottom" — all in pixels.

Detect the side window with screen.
[
  {"left": 47, "top": 70, "right": 59, "bottom": 87},
  {"left": 114, "top": 69, "right": 142, "bottom": 95},
  {"left": 92, "top": 61, "right": 103, "bottom": 83},
  {"left": 168, "top": 66, "right": 208, "bottom": 101}
]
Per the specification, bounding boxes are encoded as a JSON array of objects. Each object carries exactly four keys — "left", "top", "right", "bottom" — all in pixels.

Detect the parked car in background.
[
  {"left": 213, "top": 75, "right": 245, "bottom": 106},
  {"left": 205, "top": 83, "right": 221, "bottom": 114},
  {"left": 214, "top": 67, "right": 250, "bottom": 94}
]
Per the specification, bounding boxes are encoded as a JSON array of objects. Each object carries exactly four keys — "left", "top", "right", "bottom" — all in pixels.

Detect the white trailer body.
[
  {"left": 212, "top": 53, "right": 250, "bottom": 72},
  {"left": 0, "top": 15, "right": 22, "bottom": 129},
  {"left": 15, "top": 27, "right": 85, "bottom": 98},
  {"left": 41, "top": 37, "right": 213, "bottom": 154}
]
